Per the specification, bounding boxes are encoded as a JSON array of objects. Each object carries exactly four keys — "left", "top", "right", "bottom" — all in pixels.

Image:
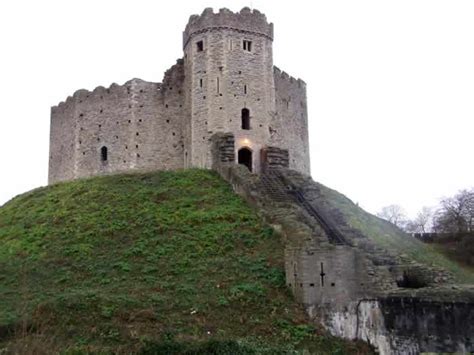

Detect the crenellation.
[
  {"left": 274, "top": 66, "right": 306, "bottom": 88},
  {"left": 73, "top": 89, "right": 90, "bottom": 102},
  {"left": 53, "top": 95, "right": 75, "bottom": 111},
  {"left": 183, "top": 7, "right": 273, "bottom": 49}
]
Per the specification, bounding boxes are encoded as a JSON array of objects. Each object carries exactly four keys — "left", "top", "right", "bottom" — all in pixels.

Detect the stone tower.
[
  {"left": 48, "top": 7, "right": 310, "bottom": 184},
  {"left": 182, "top": 8, "right": 275, "bottom": 172}
]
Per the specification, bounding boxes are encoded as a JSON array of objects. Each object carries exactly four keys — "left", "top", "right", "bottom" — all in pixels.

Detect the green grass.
[
  {"left": 0, "top": 170, "right": 368, "bottom": 354},
  {"left": 429, "top": 236, "right": 474, "bottom": 272},
  {"left": 312, "top": 182, "right": 474, "bottom": 283}
]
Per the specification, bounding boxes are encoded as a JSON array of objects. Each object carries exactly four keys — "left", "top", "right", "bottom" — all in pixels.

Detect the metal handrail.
[{"left": 268, "top": 170, "right": 349, "bottom": 246}]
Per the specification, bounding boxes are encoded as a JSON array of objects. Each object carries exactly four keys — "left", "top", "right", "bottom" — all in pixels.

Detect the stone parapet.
[{"left": 183, "top": 7, "right": 273, "bottom": 49}]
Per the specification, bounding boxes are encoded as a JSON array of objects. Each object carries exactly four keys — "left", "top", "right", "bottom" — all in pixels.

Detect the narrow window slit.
[
  {"left": 100, "top": 146, "right": 108, "bottom": 162},
  {"left": 241, "top": 108, "right": 250, "bottom": 130}
]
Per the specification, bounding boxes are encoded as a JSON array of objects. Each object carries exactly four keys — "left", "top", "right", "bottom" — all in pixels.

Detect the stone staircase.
[
  {"left": 258, "top": 170, "right": 295, "bottom": 203},
  {"left": 290, "top": 188, "right": 348, "bottom": 246},
  {"left": 258, "top": 169, "right": 348, "bottom": 246}
]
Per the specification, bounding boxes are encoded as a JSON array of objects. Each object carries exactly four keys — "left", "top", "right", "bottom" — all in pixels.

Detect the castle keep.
[
  {"left": 47, "top": 8, "right": 474, "bottom": 354},
  {"left": 49, "top": 8, "right": 310, "bottom": 184}
]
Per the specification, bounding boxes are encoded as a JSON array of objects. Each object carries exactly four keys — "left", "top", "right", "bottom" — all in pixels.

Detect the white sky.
[{"left": 0, "top": 0, "right": 473, "bottom": 218}]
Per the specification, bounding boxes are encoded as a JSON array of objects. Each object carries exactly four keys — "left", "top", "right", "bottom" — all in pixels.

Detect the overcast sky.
[{"left": 0, "top": 0, "right": 473, "bottom": 218}]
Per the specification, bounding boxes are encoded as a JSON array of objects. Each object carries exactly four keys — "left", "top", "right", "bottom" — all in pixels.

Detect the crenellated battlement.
[
  {"left": 52, "top": 79, "right": 160, "bottom": 112},
  {"left": 273, "top": 66, "right": 306, "bottom": 90},
  {"left": 183, "top": 7, "right": 273, "bottom": 49}
]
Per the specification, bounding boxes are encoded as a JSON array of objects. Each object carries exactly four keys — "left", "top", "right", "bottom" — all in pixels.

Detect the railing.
[
  {"left": 290, "top": 189, "right": 348, "bottom": 246},
  {"left": 262, "top": 170, "right": 349, "bottom": 246}
]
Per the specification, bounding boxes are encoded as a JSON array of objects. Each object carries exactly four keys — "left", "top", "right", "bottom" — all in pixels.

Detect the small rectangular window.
[
  {"left": 241, "top": 108, "right": 250, "bottom": 130},
  {"left": 196, "top": 40, "right": 204, "bottom": 52},
  {"left": 243, "top": 40, "right": 252, "bottom": 52},
  {"left": 200, "top": 78, "right": 203, "bottom": 88},
  {"left": 101, "top": 146, "right": 108, "bottom": 162}
]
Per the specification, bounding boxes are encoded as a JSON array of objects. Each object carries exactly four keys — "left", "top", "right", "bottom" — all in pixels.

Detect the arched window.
[
  {"left": 101, "top": 146, "right": 108, "bottom": 162},
  {"left": 241, "top": 108, "right": 250, "bottom": 130}
]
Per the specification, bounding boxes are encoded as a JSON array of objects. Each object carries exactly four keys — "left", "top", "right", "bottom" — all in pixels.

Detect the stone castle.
[
  {"left": 49, "top": 7, "right": 310, "bottom": 184},
  {"left": 48, "top": 8, "right": 474, "bottom": 354}
]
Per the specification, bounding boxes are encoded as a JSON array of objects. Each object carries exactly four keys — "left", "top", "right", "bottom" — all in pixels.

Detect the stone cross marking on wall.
[{"left": 320, "top": 262, "right": 326, "bottom": 287}]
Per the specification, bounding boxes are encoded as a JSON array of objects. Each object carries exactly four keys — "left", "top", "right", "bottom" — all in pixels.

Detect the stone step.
[{"left": 261, "top": 170, "right": 348, "bottom": 246}]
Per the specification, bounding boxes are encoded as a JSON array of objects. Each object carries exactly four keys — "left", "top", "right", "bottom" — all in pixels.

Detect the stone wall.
[
  {"left": 325, "top": 288, "right": 474, "bottom": 354},
  {"left": 272, "top": 67, "right": 310, "bottom": 175},
  {"left": 49, "top": 63, "right": 186, "bottom": 184},
  {"left": 260, "top": 146, "right": 289, "bottom": 172},
  {"left": 49, "top": 94, "right": 77, "bottom": 183},
  {"left": 286, "top": 245, "right": 375, "bottom": 311},
  {"left": 211, "top": 132, "right": 235, "bottom": 166}
]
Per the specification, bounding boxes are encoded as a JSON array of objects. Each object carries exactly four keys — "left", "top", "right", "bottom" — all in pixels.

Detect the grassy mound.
[{"left": 0, "top": 170, "right": 368, "bottom": 354}]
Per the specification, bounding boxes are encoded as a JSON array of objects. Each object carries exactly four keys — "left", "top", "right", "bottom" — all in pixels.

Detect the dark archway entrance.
[{"left": 238, "top": 147, "right": 252, "bottom": 172}]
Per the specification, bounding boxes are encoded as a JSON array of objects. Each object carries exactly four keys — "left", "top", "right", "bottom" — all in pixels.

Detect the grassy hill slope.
[
  {"left": 428, "top": 234, "right": 474, "bottom": 270},
  {"left": 312, "top": 182, "right": 474, "bottom": 283},
  {"left": 0, "top": 170, "right": 368, "bottom": 354}
]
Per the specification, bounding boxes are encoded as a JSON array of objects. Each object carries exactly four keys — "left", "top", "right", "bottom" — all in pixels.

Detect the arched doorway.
[{"left": 238, "top": 147, "right": 252, "bottom": 172}]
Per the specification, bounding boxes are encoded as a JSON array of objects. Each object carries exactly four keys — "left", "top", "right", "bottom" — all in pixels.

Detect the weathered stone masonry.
[
  {"left": 210, "top": 134, "right": 474, "bottom": 355},
  {"left": 49, "top": 8, "right": 310, "bottom": 183}
]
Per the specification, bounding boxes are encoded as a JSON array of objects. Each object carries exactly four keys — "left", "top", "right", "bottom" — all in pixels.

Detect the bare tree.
[
  {"left": 403, "top": 207, "right": 432, "bottom": 233},
  {"left": 377, "top": 204, "right": 407, "bottom": 228},
  {"left": 415, "top": 206, "right": 432, "bottom": 233},
  {"left": 465, "top": 190, "right": 474, "bottom": 231},
  {"left": 433, "top": 189, "right": 474, "bottom": 233}
]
